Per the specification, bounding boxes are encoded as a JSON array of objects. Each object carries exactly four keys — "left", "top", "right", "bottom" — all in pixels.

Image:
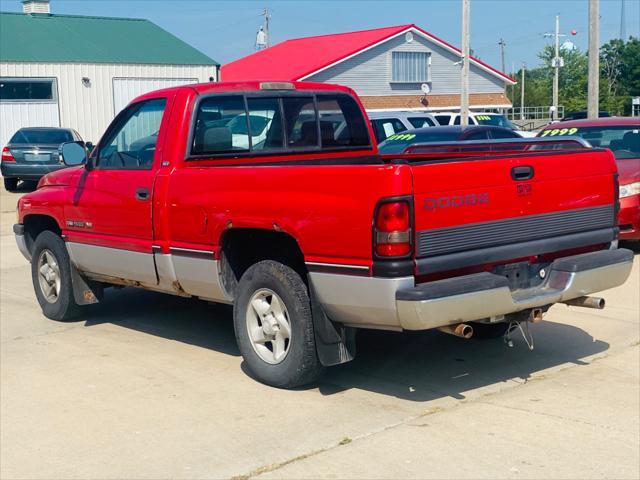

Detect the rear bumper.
[
  {"left": 1, "top": 163, "right": 67, "bottom": 180},
  {"left": 310, "top": 249, "right": 634, "bottom": 331}
]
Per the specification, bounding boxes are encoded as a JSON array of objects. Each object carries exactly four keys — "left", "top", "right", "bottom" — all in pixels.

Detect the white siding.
[
  {"left": 306, "top": 33, "right": 505, "bottom": 97},
  {"left": 112, "top": 77, "right": 198, "bottom": 114},
  {"left": 0, "top": 62, "right": 216, "bottom": 144},
  {"left": 0, "top": 101, "right": 60, "bottom": 148}
]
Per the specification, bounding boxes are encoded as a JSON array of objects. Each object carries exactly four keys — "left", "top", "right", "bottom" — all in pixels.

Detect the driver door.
[{"left": 64, "top": 96, "right": 171, "bottom": 285}]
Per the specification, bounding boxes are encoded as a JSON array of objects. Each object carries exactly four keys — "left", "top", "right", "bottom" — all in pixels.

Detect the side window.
[
  {"left": 192, "top": 96, "right": 248, "bottom": 155},
  {"left": 246, "top": 97, "right": 284, "bottom": 151},
  {"left": 434, "top": 115, "right": 451, "bottom": 125},
  {"left": 97, "top": 98, "right": 166, "bottom": 170},
  {"left": 490, "top": 129, "right": 520, "bottom": 139},
  {"left": 371, "top": 118, "right": 407, "bottom": 143},
  {"left": 465, "top": 130, "right": 489, "bottom": 141},
  {"left": 283, "top": 97, "right": 318, "bottom": 149},
  {"left": 317, "top": 94, "right": 370, "bottom": 149},
  {"left": 408, "top": 117, "right": 436, "bottom": 128}
]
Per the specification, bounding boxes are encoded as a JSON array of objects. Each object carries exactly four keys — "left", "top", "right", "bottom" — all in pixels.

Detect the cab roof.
[{"left": 134, "top": 81, "right": 355, "bottom": 103}]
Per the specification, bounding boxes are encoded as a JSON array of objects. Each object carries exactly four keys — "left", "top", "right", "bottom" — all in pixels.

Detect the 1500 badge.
[{"left": 424, "top": 192, "right": 489, "bottom": 211}]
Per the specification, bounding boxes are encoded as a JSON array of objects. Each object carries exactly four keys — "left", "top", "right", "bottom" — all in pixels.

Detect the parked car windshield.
[
  {"left": 378, "top": 131, "right": 459, "bottom": 154},
  {"left": 539, "top": 125, "right": 640, "bottom": 159},
  {"left": 408, "top": 117, "right": 436, "bottom": 128},
  {"left": 474, "top": 114, "right": 518, "bottom": 130},
  {"left": 10, "top": 129, "right": 73, "bottom": 145}
]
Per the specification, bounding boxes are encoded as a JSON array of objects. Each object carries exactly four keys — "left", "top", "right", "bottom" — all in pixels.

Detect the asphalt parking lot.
[{"left": 1, "top": 184, "right": 639, "bottom": 480}]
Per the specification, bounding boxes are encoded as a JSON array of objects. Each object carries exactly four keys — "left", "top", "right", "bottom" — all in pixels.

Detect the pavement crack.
[{"left": 230, "top": 407, "right": 444, "bottom": 480}]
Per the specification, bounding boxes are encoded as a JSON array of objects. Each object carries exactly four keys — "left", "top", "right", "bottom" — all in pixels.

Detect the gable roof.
[
  {"left": 221, "top": 24, "right": 515, "bottom": 85},
  {"left": 0, "top": 11, "right": 218, "bottom": 65}
]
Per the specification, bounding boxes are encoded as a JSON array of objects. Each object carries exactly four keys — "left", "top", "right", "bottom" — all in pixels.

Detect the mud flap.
[
  {"left": 309, "top": 284, "right": 356, "bottom": 366},
  {"left": 70, "top": 264, "right": 103, "bottom": 305}
]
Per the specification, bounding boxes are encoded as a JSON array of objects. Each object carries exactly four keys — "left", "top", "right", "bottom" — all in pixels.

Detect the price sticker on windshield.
[
  {"left": 475, "top": 115, "right": 492, "bottom": 120},
  {"left": 540, "top": 127, "right": 579, "bottom": 137},
  {"left": 387, "top": 133, "right": 416, "bottom": 141}
]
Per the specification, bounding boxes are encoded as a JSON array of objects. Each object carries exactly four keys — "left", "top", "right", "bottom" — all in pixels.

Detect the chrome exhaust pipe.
[
  {"left": 562, "top": 296, "right": 606, "bottom": 309},
  {"left": 438, "top": 323, "right": 474, "bottom": 339},
  {"left": 530, "top": 308, "right": 544, "bottom": 323}
]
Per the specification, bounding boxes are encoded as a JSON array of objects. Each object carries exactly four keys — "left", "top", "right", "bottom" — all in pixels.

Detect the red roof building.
[{"left": 222, "top": 24, "right": 516, "bottom": 111}]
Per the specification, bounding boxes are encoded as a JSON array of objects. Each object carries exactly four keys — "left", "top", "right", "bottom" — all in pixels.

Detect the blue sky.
[{"left": 1, "top": 0, "right": 638, "bottom": 74}]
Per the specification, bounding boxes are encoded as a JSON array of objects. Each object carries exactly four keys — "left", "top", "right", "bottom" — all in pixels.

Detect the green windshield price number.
[
  {"left": 387, "top": 133, "right": 416, "bottom": 141},
  {"left": 540, "top": 127, "right": 579, "bottom": 137},
  {"left": 475, "top": 115, "right": 492, "bottom": 121}
]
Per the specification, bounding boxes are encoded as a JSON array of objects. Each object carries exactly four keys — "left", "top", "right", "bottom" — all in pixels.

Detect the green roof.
[{"left": 0, "top": 12, "right": 218, "bottom": 65}]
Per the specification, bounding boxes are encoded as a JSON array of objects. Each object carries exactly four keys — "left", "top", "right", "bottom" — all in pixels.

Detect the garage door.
[
  {"left": 112, "top": 77, "right": 198, "bottom": 115},
  {"left": 0, "top": 78, "right": 60, "bottom": 149}
]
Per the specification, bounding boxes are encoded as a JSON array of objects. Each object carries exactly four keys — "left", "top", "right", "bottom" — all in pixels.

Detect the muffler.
[
  {"left": 562, "top": 296, "right": 605, "bottom": 309},
  {"left": 438, "top": 323, "right": 474, "bottom": 339}
]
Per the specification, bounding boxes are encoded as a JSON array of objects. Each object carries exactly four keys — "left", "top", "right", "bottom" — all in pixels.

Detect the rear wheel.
[
  {"left": 4, "top": 178, "right": 18, "bottom": 192},
  {"left": 233, "top": 260, "right": 323, "bottom": 388},
  {"left": 31, "top": 231, "right": 81, "bottom": 321}
]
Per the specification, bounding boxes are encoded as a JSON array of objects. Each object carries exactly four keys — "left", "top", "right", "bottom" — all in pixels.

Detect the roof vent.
[{"left": 22, "top": 0, "right": 50, "bottom": 14}]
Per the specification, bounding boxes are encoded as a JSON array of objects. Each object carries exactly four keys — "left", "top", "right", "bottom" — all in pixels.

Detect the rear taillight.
[
  {"left": 1, "top": 147, "right": 16, "bottom": 163},
  {"left": 374, "top": 200, "right": 412, "bottom": 257}
]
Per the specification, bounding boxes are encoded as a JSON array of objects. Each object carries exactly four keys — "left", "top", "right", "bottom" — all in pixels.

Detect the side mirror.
[{"left": 59, "top": 141, "right": 87, "bottom": 166}]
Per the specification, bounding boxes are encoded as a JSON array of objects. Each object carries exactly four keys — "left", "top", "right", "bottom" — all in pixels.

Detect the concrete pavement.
[{"left": 1, "top": 186, "right": 639, "bottom": 479}]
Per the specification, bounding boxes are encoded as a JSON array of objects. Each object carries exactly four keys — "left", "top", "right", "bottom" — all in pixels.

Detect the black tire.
[
  {"left": 233, "top": 260, "right": 324, "bottom": 388},
  {"left": 31, "top": 231, "right": 81, "bottom": 321},
  {"left": 4, "top": 177, "right": 18, "bottom": 192},
  {"left": 470, "top": 321, "right": 511, "bottom": 339}
]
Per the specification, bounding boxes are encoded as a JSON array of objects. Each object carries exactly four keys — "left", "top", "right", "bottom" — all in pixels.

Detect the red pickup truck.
[{"left": 14, "top": 81, "right": 634, "bottom": 388}]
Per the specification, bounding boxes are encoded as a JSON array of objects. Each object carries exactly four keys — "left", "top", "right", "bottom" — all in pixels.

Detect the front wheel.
[
  {"left": 31, "top": 231, "right": 81, "bottom": 321},
  {"left": 233, "top": 260, "right": 324, "bottom": 388}
]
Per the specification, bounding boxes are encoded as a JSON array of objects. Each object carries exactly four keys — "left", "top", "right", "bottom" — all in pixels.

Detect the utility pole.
[
  {"left": 460, "top": 0, "right": 470, "bottom": 126},
  {"left": 261, "top": 7, "right": 271, "bottom": 48},
  {"left": 588, "top": 0, "right": 599, "bottom": 118},
  {"left": 544, "top": 15, "right": 565, "bottom": 121},
  {"left": 620, "top": 0, "right": 626, "bottom": 40},
  {"left": 499, "top": 38, "right": 507, "bottom": 99},
  {"left": 521, "top": 63, "right": 526, "bottom": 120}
]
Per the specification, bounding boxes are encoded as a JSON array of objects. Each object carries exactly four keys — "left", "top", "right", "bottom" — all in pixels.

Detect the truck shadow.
[{"left": 83, "top": 287, "right": 609, "bottom": 402}]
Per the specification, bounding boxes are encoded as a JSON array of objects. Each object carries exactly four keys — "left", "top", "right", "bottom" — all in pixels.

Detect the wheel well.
[
  {"left": 219, "top": 228, "right": 306, "bottom": 297},
  {"left": 23, "top": 215, "right": 62, "bottom": 254}
]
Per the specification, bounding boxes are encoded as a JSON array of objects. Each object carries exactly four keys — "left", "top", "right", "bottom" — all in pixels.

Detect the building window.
[
  {"left": 391, "top": 52, "right": 430, "bottom": 83},
  {"left": 0, "top": 78, "right": 57, "bottom": 102}
]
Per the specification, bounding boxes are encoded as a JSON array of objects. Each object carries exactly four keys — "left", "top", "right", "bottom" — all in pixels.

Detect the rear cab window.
[{"left": 189, "top": 92, "right": 371, "bottom": 158}]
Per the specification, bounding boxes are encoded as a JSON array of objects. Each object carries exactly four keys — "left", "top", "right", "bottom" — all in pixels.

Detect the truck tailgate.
[{"left": 408, "top": 149, "right": 618, "bottom": 275}]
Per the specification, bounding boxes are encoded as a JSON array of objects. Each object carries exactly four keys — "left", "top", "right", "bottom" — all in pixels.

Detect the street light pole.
[
  {"left": 460, "top": 0, "right": 470, "bottom": 126},
  {"left": 588, "top": 0, "right": 600, "bottom": 118}
]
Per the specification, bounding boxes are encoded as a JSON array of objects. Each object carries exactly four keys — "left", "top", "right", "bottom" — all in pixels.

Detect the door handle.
[
  {"left": 511, "top": 165, "right": 534, "bottom": 181},
  {"left": 135, "top": 187, "right": 150, "bottom": 201}
]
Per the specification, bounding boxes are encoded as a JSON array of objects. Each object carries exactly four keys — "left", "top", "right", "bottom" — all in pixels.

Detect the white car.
[
  {"left": 367, "top": 110, "right": 438, "bottom": 143},
  {"left": 433, "top": 112, "right": 536, "bottom": 137}
]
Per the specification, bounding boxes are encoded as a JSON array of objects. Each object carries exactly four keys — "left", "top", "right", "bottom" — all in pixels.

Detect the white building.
[{"left": 0, "top": 0, "right": 218, "bottom": 146}]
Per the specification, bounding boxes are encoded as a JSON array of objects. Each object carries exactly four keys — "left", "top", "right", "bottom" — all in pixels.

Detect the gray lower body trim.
[
  {"left": 15, "top": 233, "right": 31, "bottom": 262},
  {"left": 309, "top": 272, "right": 414, "bottom": 329},
  {"left": 66, "top": 242, "right": 158, "bottom": 286},
  {"left": 310, "top": 249, "right": 633, "bottom": 331},
  {"left": 169, "top": 254, "right": 232, "bottom": 303}
]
